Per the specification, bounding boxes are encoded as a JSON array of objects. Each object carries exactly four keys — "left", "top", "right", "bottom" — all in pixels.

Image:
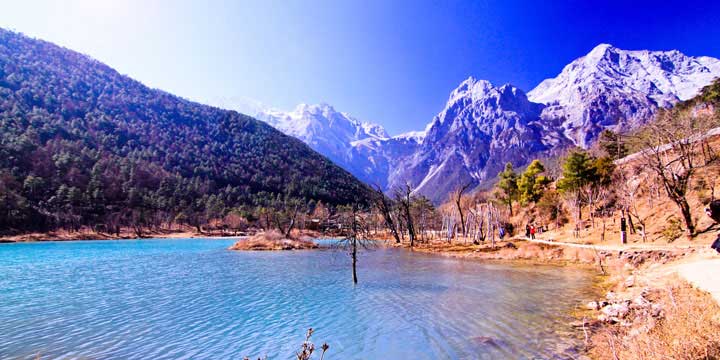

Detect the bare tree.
[
  {"left": 596, "top": 187, "right": 613, "bottom": 242},
  {"left": 616, "top": 165, "right": 650, "bottom": 242},
  {"left": 638, "top": 111, "right": 718, "bottom": 237},
  {"left": 451, "top": 183, "right": 471, "bottom": 237},
  {"left": 371, "top": 184, "right": 401, "bottom": 243},
  {"left": 224, "top": 211, "right": 247, "bottom": 236},
  {"left": 412, "top": 195, "right": 435, "bottom": 243},
  {"left": 272, "top": 197, "right": 302, "bottom": 238},
  {"left": 569, "top": 190, "right": 583, "bottom": 239},
  {"left": 336, "top": 203, "right": 374, "bottom": 284},
  {"left": 394, "top": 183, "right": 416, "bottom": 247},
  {"left": 468, "top": 204, "right": 487, "bottom": 244}
]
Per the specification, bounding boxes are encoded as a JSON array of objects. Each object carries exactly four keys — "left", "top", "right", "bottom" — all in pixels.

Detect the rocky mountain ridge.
[{"left": 218, "top": 44, "right": 720, "bottom": 202}]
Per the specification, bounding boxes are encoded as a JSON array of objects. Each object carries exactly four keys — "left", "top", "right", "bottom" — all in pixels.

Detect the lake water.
[{"left": 0, "top": 239, "right": 595, "bottom": 359}]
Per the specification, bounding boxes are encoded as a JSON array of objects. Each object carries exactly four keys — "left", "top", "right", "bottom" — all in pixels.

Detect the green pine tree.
[
  {"left": 518, "top": 160, "right": 551, "bottom": 205},
  {"left": 497, "top": 162, "right": 519, "bottom": 216}
]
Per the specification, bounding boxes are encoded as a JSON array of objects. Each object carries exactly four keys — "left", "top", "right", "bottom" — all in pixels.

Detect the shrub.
[{"left": 661, "top": 217, "right": 684, "bottom": 243}]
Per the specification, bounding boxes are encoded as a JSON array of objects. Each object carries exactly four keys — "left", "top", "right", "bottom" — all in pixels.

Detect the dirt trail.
[
  {"left": 674, "top": 258, "right": 720, "bottom": 303},
  {"left": 517, "top": 236, "right": 705, "bottom": 252}
]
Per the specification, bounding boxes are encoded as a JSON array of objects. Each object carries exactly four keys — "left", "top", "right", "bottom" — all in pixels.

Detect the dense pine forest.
[{"left": 0, "top": 28, "right": 372, "bottom": 234}]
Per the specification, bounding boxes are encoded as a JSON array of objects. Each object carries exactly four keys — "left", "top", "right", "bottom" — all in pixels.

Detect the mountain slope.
[
  {"left": 349, "top": 130, "right": 424, "bottom": 188},
  {"left": 528, "top": 44, "right": 720, "bottom": 146},
  {"left": 0, "top": 28, "right": 371, "bottom": 231},
  {"left": 391, "top": 78, "right": 571, "bottom": 203},
  {"left": 252, "top": 103, "right": 394, "bottom": 185}
]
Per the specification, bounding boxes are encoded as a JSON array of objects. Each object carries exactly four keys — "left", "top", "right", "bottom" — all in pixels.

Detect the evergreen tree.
[
  {"left": 518, "top": 160, "right": 551, "bottom": 205},
  {"left": 557, "top": 150, "right": 595, "bottom": 221},
  {"left": 598, "top": 130, "right": 628, "bottom": 160},
  {"left": 497, "top": 162, "right": 519, "bottom": 216}
]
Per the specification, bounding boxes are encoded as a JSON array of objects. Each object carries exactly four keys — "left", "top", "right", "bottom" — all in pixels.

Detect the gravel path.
[
  {"left": 517, "top": 236, "right": 704, "bottom": 252},
  {"left": 675, "top": 259, "right": 720, "bottom": 303}
]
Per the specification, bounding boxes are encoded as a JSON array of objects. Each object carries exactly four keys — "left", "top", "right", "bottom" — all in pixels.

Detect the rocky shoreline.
[{"left": 399, "top": 238, "right": 719, "bottom": 358}]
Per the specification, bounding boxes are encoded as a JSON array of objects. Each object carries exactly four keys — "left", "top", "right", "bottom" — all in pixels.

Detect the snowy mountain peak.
[
  {"left": 528, "top": 44, "right": 720, "bottom": 146},
  {"left": 250, "top": 103, "right": 394, "bottom": 186},
  {"left": 437, "top": 79, "right": 539, "bottom": 128},
  {"left": 295, "top": 102, "right": 333, "bottom": 112},
  {"left": 258, "top": 103, "right": 388, "bottom": 142},
  {"left": 361, "top": 122, "right": 390, "bottom": 139},
  {"left": 585, "top": 43, "right": 614, "bottom": 61},
  {"left": 388, "top": 76, "right": 568, "bottom": 202},
  {"left": 393, "top": 130, "right": 426, "bottom": 144},
  {"left": 448, "top": 77, "right": 494, "bottom": 104}
]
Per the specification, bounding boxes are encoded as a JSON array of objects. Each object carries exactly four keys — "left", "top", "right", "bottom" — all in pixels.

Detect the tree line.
[{"left": 0, "top": 28, "right": 373, "bottom": 235}]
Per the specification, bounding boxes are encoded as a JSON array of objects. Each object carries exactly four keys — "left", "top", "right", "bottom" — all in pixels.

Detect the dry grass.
[
  {"left": 228, "top": 230, "right": 318, "bottom": 251},
  {"left": 591, "top": 280, "right": 720, "bottom": 360},
  {"left": 412, "top": 240, "right": 608, "bottom": 267}
]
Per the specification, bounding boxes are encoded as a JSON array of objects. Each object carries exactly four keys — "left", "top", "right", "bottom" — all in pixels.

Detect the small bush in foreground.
[{"left": 244, "top": 328, "right": 329, "bottom": 360}]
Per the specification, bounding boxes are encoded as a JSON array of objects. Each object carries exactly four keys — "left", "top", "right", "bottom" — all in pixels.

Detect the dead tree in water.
[{"left": 336, "top": 204, "right": 374, "bottom": 284}]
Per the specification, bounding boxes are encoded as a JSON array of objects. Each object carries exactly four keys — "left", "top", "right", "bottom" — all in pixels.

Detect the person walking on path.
[
  {"left": 525, "top": 224, "right": 531, "bottom": 238},
  {"left": 530, "top": 225, "right": 536, "bottom": 240}
]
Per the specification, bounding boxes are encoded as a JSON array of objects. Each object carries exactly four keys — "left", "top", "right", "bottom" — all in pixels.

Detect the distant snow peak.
[
  {"left": 393, "top": 130, "right": 426, "bottom": 144},
  {"left": 528, "top": 43, "right": 720, "bottom": 147},
  {"left": 250, "top": 102, "right": 399, "bottom": 186}
]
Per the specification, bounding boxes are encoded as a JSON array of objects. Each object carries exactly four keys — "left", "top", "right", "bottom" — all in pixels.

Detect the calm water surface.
[{"left": 0, "top": 239, "right": 595, "bottom": 359}]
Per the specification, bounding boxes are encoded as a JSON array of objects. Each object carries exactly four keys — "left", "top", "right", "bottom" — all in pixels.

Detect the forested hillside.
[{"left": 0, "top": 28, "right": 372, "bottom": 233}]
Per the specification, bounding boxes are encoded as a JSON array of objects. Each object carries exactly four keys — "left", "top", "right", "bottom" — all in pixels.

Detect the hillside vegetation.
[
  {"left": 514, "top": 79, "right": 720, "bottom": 245},
  {"left": 0, "top": 28, "right": 372, "bottom": 235}
]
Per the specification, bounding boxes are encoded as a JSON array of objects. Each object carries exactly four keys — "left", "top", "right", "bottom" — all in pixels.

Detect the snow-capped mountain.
[
  {"left": 389, "top": 78, "right": 570, "bottom": 202},
  {"left": 257, "top": 103, "right": 388, "bottom": 146},
  {"left": 252, "top": 103, "right": 397, "bottom": 186},
  {"left": 350, "top": 131, "right": 424, "bottom": 189},
  {"left": 528, "top": 43, "right": 720, "bottom": 146}
]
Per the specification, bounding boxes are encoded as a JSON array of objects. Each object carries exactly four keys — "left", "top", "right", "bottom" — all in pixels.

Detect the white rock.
[{"left": 602, "top": 303, "right": 630, "bottom": 318}]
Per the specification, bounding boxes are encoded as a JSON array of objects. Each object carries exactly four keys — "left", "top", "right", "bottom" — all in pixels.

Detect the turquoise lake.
[{"left": 0, "top": 239, "right": 595, "bottom": 359}]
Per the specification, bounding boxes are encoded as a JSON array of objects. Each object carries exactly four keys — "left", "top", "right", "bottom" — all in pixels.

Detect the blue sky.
[{"left": 1, "top": 0, "right": 719, "bottom": 135}]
